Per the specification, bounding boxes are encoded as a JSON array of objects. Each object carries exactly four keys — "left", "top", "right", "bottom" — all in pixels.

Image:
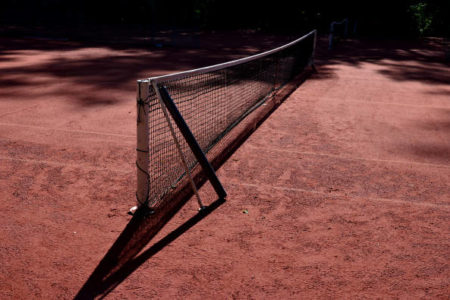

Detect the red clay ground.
[{"left": 0, "top": 33, "right": 449, "bottom": 299}]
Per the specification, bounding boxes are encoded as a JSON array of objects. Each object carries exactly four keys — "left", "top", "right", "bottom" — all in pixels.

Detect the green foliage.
[{"left": 408, "top": 2, "right": 433, "bottom": 36}]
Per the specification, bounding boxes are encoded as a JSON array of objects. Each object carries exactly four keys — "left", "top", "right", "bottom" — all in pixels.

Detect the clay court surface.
[{"left": 0, "top": 33, "right": 449, "bottom": 299}]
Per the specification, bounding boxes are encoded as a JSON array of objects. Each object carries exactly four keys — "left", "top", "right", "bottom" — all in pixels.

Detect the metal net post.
[{"left": 136, "top": 80, "right": 150, "bottom": 207}]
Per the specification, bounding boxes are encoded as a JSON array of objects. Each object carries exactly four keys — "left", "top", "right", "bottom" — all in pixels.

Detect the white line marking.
[
  {"left": 308, "top": 97, "right": 450, "bottom": 110},
  {"left": 0, "top": 156, "right": 132, "bottom": 174},
  {"left": 0, "top": 122, "right": 135, "bottom": 139},
  {"left": 343, "top": 99, "right": 450, "bottom": 110},
  {"left": 228, "top": 181, "right": 450, "bottom": 209},
  {"left": 0, "top": 104, "right": 40, "bottom": 118},
  {"left": 245, "top": 145, "right": 450, "bottom": 169}
]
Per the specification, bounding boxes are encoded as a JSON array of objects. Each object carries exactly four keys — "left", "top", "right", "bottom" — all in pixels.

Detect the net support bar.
[
  {"left": 152, "top": 81, "right": 205, "bottom": 210},
  {"left": 157, "top": 85, "right": 227, "bottom": 200}
]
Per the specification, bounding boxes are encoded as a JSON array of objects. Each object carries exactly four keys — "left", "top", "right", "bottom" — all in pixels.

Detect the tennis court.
[{"left": 0, "top": 32, "right": 449, "bottom": 299}]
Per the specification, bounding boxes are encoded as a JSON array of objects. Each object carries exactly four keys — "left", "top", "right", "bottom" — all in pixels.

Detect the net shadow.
[{"left": 75, "top": 197, "right": 225, "bottom": 300}]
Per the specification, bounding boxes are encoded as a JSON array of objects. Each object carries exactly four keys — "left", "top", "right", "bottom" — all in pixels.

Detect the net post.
[
  {"left": 311, "top": 30, "right": 318, "bottom": 72},
  {"left": 136, "top": 79, "right": 150, "bottom": 207},
  {"left": 328, "top": 21, "right": 335, "bottom": 50},
  {"left": 312, "top": 30, "right": 317, "bottom": 56},
  {"left": 344, "top": 18, "right": 349, "bottom": 37}
]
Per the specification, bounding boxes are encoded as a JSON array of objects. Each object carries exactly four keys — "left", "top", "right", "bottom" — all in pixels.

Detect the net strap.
[{"left": 152, "top": 81, "right": 205, "bottom": 209}]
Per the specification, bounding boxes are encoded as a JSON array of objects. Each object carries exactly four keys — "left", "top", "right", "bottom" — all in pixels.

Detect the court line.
[
  {"left": 337, "top": 99, "right": 450, "bottom": 110},
  {"left": 245, "top": 145, "right": 450, "bottom": 170},
  {"left": 0, "top": 104, "right": 40, "bottom": 118},
  {"left": 228, "top": 181, "right": 450, "bottom": 209},
  {"left": 294, "top": 95, "right": 450, "bottom": 110},
  {"left": 0, "top": 156, "right": 132, "bottom": 175},
  {"left": 0, "top": 122, "right": 135, "bottom": 139}
]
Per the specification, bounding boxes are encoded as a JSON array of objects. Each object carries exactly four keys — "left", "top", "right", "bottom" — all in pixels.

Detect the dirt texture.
[{"left": 0, "top": 32, "right": 449, "bottom": 299}]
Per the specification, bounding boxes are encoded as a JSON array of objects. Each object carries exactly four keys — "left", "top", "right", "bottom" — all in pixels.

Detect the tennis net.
[{"left": 136, "top": 30, "right": 317, "bottom": 208}]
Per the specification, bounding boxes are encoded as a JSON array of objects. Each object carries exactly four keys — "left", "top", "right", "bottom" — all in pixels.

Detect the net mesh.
[{"left": 144, "top": 31, "right": 316, "bottom": 207}]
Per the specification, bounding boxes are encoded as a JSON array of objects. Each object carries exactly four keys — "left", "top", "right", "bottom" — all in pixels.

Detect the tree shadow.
[
  {"left": 407, "top": 109, "right": 450, "bottom": 164},
  {"left": 408, "top": 143, "right": 450, "bottom": 164},
  {"left": 316, "top": 37, "right": 450, "bottom": 85},
  {"left": 0, "top": 30, "right": 295, "bottom": 106},
  {"left": 308, "top": 65, "right": 339, "bottom": 80},
  {"left": 75, "top": 197, "right": 225, "bottom": 300},
  {"left": 377, "top": 63, "right": 450, "bottom": 85},
  {"left": 1, "top": 30, "right": 448, "bottom": 107},
  {"left": 314, "top": 37, "right": 450, "bottom": 165},
  {"left": 423, "top": 89, "right": 450, "bottom": 96}
]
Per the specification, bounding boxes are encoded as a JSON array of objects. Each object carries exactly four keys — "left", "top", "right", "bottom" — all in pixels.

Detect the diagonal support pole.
[
  {"left": 157, "top": 85, "right": 227, "bottom": 201},
  {"left": 152, "top": 82, "right": 205, "bottom": 210}
]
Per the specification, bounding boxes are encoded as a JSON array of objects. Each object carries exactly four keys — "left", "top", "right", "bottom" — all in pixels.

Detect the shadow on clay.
[{"left": 75, "top": 197, "right": 225, "bottom": 300}]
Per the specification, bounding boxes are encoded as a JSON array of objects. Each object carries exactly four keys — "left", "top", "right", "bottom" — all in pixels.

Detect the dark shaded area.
[
  {"left": 409, "top": 144, "right": 450, "bottom": 164},
  {"left": 75, "top": 198, "right": 226, "bottom": 300},
  {"left": 0, "top": 32, "right": 293, "bottom": 106},
  {"left": 1, "top": 34, "right": 447, "bottom": 110},
  {"left": 0, "top": 1, "right": 449, "bottom": 38},
  {"left": 409, "top": 109, "right": 450, "bottom": 164},
  {"left": 378, "top": 64, "right": 450, "bottom": 85}
]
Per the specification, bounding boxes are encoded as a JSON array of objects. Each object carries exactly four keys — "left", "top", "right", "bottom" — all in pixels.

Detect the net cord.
[{"left": 146, "top": 30, "right": 317, "bottom": 84}]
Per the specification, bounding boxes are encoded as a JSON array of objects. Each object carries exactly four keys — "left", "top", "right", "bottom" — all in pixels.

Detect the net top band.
[{"left": 145, "top": 30, "right": 317, "bottom": 84}]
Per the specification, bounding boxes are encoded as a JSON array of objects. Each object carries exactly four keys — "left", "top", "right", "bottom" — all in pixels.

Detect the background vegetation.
[{"left": 0, "top": 0, "right": 448, "bottom": 37}]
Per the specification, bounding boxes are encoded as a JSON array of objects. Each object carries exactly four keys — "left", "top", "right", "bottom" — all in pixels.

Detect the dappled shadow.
[
  {"left": 0, "top": 30, "right": 293, "bottom": 106},
  {"left": 400, "top": 110, "right": 450, "bottom": 164},
  {"left": 377, "top": 63, "right": 450, "bottom": 85},
  {"left": 409, "top": 143, "right": 450, "bottom": 164},
  {"left": 313, "top": 36, "right": 450, "bottom": 166},
  {"left": 418, "top": 120, "right": 450, "bottom": 132},
  {"left": 1, "top": 29, "right": 448, "bottom": 107},
  {"left": 0, "top": 47, "right": 246, "bottom": 106},
  {"left": 415, "top": 108, "right": 450, "bottom": 132},
  {"left": 315, "top": 37, "right": 450, "bottom": 85},
  {"left": 309, "top": 65, "right": 339, "bottom": 80},
  {"left": 423, "top": 88, "right": 450, "bottom": 96}
]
